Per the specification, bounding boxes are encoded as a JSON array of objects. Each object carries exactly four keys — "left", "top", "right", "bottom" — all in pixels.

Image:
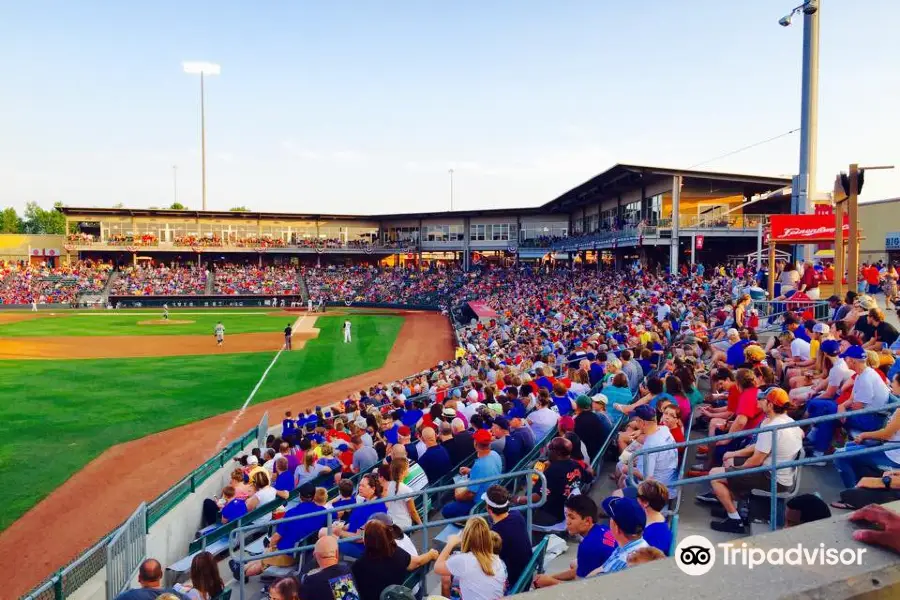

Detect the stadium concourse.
[{"left": 7, "top": 262, "right": 900, "bottom": 600}]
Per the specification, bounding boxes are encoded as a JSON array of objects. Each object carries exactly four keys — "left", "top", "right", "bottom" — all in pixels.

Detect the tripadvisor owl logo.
[{"left": 675, "top": 535, "right": 716, "bottom": 576}]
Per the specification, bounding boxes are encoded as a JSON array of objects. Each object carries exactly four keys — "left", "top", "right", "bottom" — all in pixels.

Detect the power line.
[{"left": 689, "top": 128, "right": 800, "bottom": 169}]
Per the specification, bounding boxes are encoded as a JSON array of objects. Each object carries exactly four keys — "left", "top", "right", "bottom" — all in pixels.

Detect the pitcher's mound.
[{"left": 137, "top": 319, "right": 195, "bottom": 325}]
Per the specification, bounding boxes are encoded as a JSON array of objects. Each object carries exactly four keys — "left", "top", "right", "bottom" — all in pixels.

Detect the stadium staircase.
[
  {"left": 78, "top": 270, "right": 117, "bottom": 306},
  {"left": 205, "top": 271, "right": 215, "bottom": 295},
  {"left": 296, "top": 270, "right": 310, "bottom": 303}
]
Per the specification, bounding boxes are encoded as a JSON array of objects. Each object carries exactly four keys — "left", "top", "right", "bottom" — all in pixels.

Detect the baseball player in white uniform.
[
  {"left": 343, "top": 319, "right": 352, "bottom": 343},
  {"left": 308, "top": 298, "right": 313, "bottom": 312},
  {"left": 214, "top": 321, "right": 225, "bottom": 346},
  {"left": 162, "top": 303, "right": 169, "bottom": 321}
]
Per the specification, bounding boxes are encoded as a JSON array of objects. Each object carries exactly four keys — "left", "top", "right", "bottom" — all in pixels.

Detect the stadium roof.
[
  {"left": 540, "top": 163, "right": 792, "bottom": 212},
  {"left": 58, "top": 163, "right": 791, "bottom": 221}
]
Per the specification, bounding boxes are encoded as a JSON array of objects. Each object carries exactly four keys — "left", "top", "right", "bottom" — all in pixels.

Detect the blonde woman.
[
  {"left": 294, "top": 450, "right": 330, "bottom": 487},
  {"left": 434, "top": 516, "right": 508, "bottom": 600}
]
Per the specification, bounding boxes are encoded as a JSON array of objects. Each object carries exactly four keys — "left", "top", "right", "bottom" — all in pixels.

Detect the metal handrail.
[
  {"left": 626, "top": 401, "right": 900, "bottom": 530},
  {"left": 228, "top": 469, "right": 548, "bottom": 600}
]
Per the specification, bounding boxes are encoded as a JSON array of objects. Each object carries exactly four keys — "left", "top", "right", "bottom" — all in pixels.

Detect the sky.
[{"left": 0, "top": 1, "right": 897, "bottom": 216}]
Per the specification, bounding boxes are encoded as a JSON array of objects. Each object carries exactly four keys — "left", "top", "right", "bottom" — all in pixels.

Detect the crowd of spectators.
[
  {"left": 107, "top": 233, "right": 159, "bottom": 246},
  {"left": 302, "top": 266, "right": 471, "bottom": 307},
  {"left": 0, "top": 260, "right": 112, "bottom": 304},
  {"left": 112, "top": 261, "right": 900, "bottom": 599},
  {"left": 213, "top": 265, "right": 301, "bottom": 296},
  {"left": 111, "top": 264, "right": 208, "bottom": 296}
]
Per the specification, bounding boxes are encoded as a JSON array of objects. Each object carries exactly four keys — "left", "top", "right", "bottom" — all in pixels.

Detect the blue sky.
[{"left": 0, "top": 0, "right": 897, "bottom": 215}]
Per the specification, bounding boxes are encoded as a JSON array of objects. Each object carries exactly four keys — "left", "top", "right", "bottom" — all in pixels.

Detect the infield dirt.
[{"left": 0, "top": 311, "right": 454, "bottom": 599}]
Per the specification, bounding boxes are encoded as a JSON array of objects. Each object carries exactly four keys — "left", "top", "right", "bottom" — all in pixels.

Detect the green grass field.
[
  {"left": 0, "top": 312, "right": 404, "bottom": 531},
  {"left": 0, "top": 310, "right": 296, "bottom": 337}
]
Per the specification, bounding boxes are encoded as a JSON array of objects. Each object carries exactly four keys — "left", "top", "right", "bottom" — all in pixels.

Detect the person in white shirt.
[
  {"left": 808, "top": 345, "right": 892, "bottom": 459},
  {"left": 343, "top": 319, "right": 352, "bottom": 343},
  {"left": 708, "top": 388, "right": 803, "bottom": 533},
  {"left": 434, "top": 517, "right": 507, "bottom": 600},
  {"left": 790, "top": 340, "right": 852, "bottom": 404},
  {"left": 526, "top": 392, "right": 559, "bottom": 441},
  {"left": 834, "top": 373, "right": 900, "bottom": 489},
  {"left": 626, "top": 405, "right": 678, "bottom": 488}
]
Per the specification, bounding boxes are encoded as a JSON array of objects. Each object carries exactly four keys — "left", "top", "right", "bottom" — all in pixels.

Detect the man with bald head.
[
  {"left": 299, "top": 535, "right": 360, "bottom": 600},
  {"left": 442, "top": 417, "right": 474, "bottom": 465},
  {"left": 417, "top": 426, "right": 452, "bottom": 482},
  {"left": 114, "top": 558, "right": 188, "bottom": 600}
]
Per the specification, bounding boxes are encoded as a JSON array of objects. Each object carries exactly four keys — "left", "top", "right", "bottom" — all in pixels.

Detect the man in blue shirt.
[
  {"left": 416, "top": 427, "right": 452, "bottom": 483},
  {"left": 441, "top": 429, "right": 502, "bottom": 519},
  {"left": 591, "top": 497, "right": 649, "bottom": 576},
  {"left": 233, "top": 483, "right": 325, "bottom": 580},
  {"left": 533, "top": 495, "right": 616, "bottom": 588}
]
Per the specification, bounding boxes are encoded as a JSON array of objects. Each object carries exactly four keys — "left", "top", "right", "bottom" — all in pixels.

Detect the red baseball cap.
[
  {"left": 473, "top": 429, "right": 493, "bottom": 445},
  {"left": 398, "top": 425, "right": 412, "bottom": 437}
]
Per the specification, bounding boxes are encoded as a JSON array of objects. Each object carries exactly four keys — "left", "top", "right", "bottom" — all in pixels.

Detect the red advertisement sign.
[
  {"left": 769, "top": 214, "right": 850, "bottom": 242},
  {"left": 695, "top": 235, "right": 704, "bottom": 250}
]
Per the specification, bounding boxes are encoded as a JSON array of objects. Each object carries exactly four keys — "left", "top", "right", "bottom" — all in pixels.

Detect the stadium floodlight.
[
  {"left": 182, "top": 61, "right": 221, "bottom": 75},
  {"left": 779, "top": 0, "right": 820, "bottom": 265},
  {"left": 182, "top": 61, "right": 221, "bottom": 210}
]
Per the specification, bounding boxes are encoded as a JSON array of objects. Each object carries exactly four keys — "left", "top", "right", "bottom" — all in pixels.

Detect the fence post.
[
  {"left": 525, "top": 475, "right": 534, "bottom": 534},
  {"left": 770, "top": 430, "right": 779, "bottom": 531},
  {"left": 190, "top": 473, "right": 196, "bottom": 493},
  {"left": 53, "top": 571, "right": 63, "bottom": 600}
]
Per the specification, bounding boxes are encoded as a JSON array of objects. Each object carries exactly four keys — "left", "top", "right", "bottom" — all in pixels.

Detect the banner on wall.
[
  {"left": 769, "top": 214, "right": 850, "bottom": 242},
  {"left": 695, "top": 235, "right": 704, "bottom": 250}
]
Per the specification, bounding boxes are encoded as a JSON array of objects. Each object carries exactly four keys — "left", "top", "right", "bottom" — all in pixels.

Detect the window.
[
  {"left": 647, "top": 194, "right": 663, "bottom": 225},
  {"left": 624, "top": 200, "right": 641, "bottom": 225},
  {"left": 491, "top": 223, "right": 510, "bottom": 241},
  {"left": 448, "top": 225, "right": 465, "bottom": 241},
  {"left": 470, "top": 224, "right": 486, "bottom": 241},
  {"left": 425, "top": 225, "right": 449, "bottom": 242}
]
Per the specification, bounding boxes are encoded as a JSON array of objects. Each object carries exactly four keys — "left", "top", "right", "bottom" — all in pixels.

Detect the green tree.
[
  {"left": 0, "top": 207, "right": 23, "bottom": 233},
  {"left": 170, "top": 202, "right": 185, "bottom": 210},
  {"left": 22, "top": 201, "right": 66, "bottom": 234},
  {"left": 229, "top": 206, "right": 250, "bottom": 212}
]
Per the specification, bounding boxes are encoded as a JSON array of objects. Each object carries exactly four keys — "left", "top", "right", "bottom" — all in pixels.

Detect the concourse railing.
[
  {"left": 227, "top": 469, "right": 548, "bottom": 600},
  {"left": 626, "top": 402, "right": 900, "bottom": 534}
]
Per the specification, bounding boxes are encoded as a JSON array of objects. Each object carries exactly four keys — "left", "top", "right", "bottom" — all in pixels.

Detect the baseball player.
[
  {"left": 308, "top": 298, "right": 313, "bottom": 312},
  {"left": 284, "top": 322, "right": 293, "bottom": 350},
  {"left": 214, "top": 321, "right": 225, "bottom": 346},
  {"left": 343, "top": 319, "right": 352, "bottom": 343},
  {"left": 31, "top": 299, "right": 37, "bottom": 312},
  {"left": 162, "top": 303, "right": 169, "bottom": 321}
]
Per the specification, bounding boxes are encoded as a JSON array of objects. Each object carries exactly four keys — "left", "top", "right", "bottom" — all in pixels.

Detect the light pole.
[
  {"left": 172, "top": 165, "right": 178, "bottom": 207},
  {"left": 182, "top": 61, "right": 220, "bottom": 211},
  {"left": 448, "top": 168, "right": 455, "bottom": 212},
  {"left": 779, "top": 0, "right": 820, "bottom": 263}
]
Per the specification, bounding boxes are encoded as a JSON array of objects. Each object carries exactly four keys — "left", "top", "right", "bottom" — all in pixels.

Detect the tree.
[
  {"left": 0, "top": 207, "right": 23, "bottom": 233},
  {"left": 22, "top": 201, "right": 66, "bottom": 235},
  {"left": 170, "top": 202, "right": 185, "bottom": 210},
  {"left": 229, "top": 206, "right": 250, "bottom": 212}
]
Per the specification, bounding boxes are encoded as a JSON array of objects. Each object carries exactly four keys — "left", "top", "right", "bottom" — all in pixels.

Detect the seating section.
[
  {"left": 213, "top": 265, "right": 301, "bottom": 296},
  {"left": 301, "top": 266, "right": 470, "bottom": 306},
  {"left": 111, "top": 265, "right": 207, "bottom": 296},
  {"left": 0, "top": 260, "right": 112, "bottom": 304}
]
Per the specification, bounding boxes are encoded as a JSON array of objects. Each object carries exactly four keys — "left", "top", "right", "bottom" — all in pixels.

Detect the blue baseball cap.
[
  {"left": 820, "top": 339, "right": 841, "bottom": 356},
  {"left": 601, "top": 496, "right": 646, "bottom": 536},
  {"left": 633, "top": 404, "right": 656, "bottom": 422},
  {"left": 840, "top": 345, "right": 866, "bottom": 360}
]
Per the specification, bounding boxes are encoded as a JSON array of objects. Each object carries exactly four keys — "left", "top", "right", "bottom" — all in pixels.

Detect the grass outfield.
[
  {"left": 0, "top": 310, "right": 297, "bottom": 337},
  {"left": 0, "top": 314, "right": 403, "bottom": 531}
]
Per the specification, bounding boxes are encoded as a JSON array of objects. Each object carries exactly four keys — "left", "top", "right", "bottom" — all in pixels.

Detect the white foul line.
[{"left": 213, "top": 314, "right": 307, "bottom": 451}]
